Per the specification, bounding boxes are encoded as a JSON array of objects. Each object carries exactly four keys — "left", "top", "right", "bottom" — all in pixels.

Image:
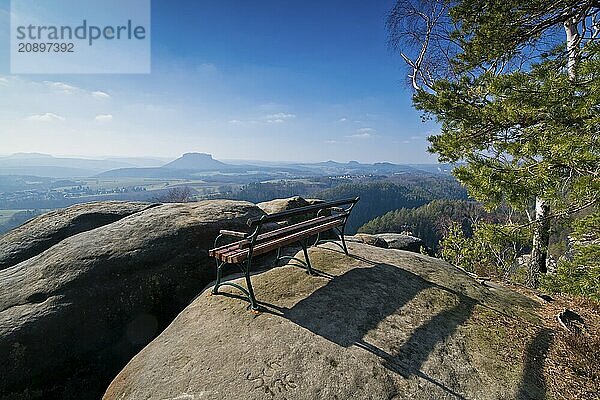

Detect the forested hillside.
[
  {"left": 313, "top": 178, "right": 467, "bottom": 232},
  {"left": 219, "top": 175, "right": 467, "bottom": 233},
  {"left": 358, "top": 200, "right": 503, "bottom": 251},
  {"left": 214, "top": 179, "right": 330, "bottom": 204}
]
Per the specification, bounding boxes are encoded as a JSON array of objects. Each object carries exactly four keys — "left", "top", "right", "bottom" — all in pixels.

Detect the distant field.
[
  {"left": 0, "top": 209, "right": 53, "bottom": 235},
  {"left": 51, "top": 178, "right": 207, "bottom": 191},
  {"left": 0, "top": 210, "right": 21, "bottom": 225}
]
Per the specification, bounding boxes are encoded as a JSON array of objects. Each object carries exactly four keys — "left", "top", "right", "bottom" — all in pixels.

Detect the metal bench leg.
[
  {"left": 301, "top": 240, "right": 314, "bottom": 275},
  {"left": 312, "top": 228, "right": 349, "bottom": 255},
  {"left": 244, "top": 254, "right": 260, "bottom": 312},
  {"left": 340, "top": 223, "right": 349, "bottom": 256},
  {"left": 212, "top": 260, "right": 225, "bottom": 295},
  {"left": 313, "top": 232, "right": 321, "bottom": 247},
  {"left": 210, "top": 258, "right": 260, "bottom": 313}
]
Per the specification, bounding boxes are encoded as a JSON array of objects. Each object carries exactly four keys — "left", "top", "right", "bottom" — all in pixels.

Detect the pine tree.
[{"left": 388, "top": 0, "right": 600, "bottom": 287}]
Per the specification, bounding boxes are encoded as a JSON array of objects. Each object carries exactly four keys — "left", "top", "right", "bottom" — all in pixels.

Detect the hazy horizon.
[{"left": 0, "top": 150, "right": 445, "bottom": 166}]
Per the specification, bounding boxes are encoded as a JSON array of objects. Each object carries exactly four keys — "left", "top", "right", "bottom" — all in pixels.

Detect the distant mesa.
[
  {"left": 161, "top": 152, "right": 226, "bottom": 170},
  {"left": 97, "top": 153, "right": 234, "bottom": 179},
  {"left": 0, "top": 151, "right": 451, "bottom": 179},
  {"left": 3, "top": 152, "right": 54, "bottom": 159}
]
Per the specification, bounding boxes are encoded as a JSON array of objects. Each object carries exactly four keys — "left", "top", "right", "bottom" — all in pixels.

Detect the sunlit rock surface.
[{"left": 104, "top": 242, "right": 543, "bottom": 400}]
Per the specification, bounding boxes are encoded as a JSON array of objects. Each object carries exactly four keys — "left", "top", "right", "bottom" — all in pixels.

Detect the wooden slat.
[
  {"left": 255, "top": 213, "right": 346, "bottom": 243},
  {"left": 209, "top": 213, "right": 347, "bottom": 259},
  {"left": 212, "top": 215, "right": 345, "bottom": 261},
  {"left": 225, "top": 218, "right": 344, "bottom": 264},
  {"left": 208, "top": 240, "right": 247, "bottom": 257}
]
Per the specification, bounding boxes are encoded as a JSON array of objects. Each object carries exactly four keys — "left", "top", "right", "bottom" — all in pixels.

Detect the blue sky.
[{"left": 0, "top": 0, "right": 438, "bottom": 163}]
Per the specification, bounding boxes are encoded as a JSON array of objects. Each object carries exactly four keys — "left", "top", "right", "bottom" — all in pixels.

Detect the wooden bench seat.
[{"left": 207, "top": 197, "right": 359, "bottom": 312}]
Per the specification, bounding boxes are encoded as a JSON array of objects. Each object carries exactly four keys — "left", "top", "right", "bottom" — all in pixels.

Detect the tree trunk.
[
  {"left": 527, "top": 197, "right": 550, "bottom": 288},
  {"left": 527, "top": 11, "right": 583, "bottom": 289},
  {"left": 564, "top": 16, "right": 580, "bottom": 80}
]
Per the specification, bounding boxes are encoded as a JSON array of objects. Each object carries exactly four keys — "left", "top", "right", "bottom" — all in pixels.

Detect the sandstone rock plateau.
[
  {"left": 0, "top": 198, "right": 560, "bottom": 400},
  {"left": 346, "top": 233, "right": 389, "bottom": 248},
  {"left": 257, "top": 196, "right": 311, "bottom": 215},
  {"left": 104, "top": 242, "right": 546, "bottom": 400}
]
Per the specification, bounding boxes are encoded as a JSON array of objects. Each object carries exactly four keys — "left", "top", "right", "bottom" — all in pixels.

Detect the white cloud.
[
  {"left": 357, "top": 127, "right": 374, "bottom": 133},
  {"left": 338, "top": 117, "right": 348, "bottom": 122},
  {"left": 26, "top": 113, "right": 65, "bottom": 122},
  {"left": 258, "top": 102, "right": 285, "bottom": 111},
  {"left": 197, "top": 63, "right": 217, "bottom": 73},
  {"left": 92, "top": 91, "right": 111, "bottom": 99},
  {"left": 229, "top": 112, "right": 296, "bottom": 126},
  {"left": 349, "top": 133, "right": 372, "bottom": 139},
  {"left": 0, "top": 77, "right": 8, "bottom": 86},
  {"left": 43, "top": 81, "right": 111, "bottom": 100},
  {"left": 325, "top": 139, "right": 338, "bottom": 144},
  {"left": 95, "top": 114, "right": 113, "bottom": 122},
  {"left": 228, "top": 118, "right": 260, "bottom": 126},
  {"left": 267, "top": 112, "right": 296, "bottom": 119},
  {"left": 44, "top": 81, "right": 78, "bottom": 93},
  {"left": 265, "top": 112, "right": 296, "bottom": 124},
  {"left": 348, "top": 127, "right": 375, "bottom": 139}
]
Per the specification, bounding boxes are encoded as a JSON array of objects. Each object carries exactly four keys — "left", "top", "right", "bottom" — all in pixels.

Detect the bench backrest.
[{"left": 247, "top": 197, "right": 360, "bottom": 228}]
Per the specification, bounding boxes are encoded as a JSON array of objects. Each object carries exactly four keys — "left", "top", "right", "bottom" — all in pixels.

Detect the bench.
[{"left": 208, "top": 197, "right": 360, "bottom": 312}]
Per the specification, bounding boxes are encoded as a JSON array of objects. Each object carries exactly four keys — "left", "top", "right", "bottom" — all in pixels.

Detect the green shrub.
[
  {"left": 542, "top": 211, "right": 600, "bottom": 302},
  {"left": 440, "top": 221, "right": 531, "bottom": 279}
]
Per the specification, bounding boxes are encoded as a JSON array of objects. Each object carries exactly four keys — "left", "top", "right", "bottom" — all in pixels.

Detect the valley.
[{"left": 0, "top": 152, "right": 464, "bottom": 235}]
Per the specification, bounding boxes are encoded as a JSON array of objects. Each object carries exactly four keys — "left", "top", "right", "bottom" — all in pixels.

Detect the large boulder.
[
  {"left": 257, "top": 196, "right": 310, "bottom": 215},
  {"left": 375, "top": 233, "right": 426, "bottom": 253},
  {"left": 0, "top": 200, "right": 266, "bottom": 400},
  {"left": 0, "top": 201, "right": 156, "bottom": 271},
  {"left": 257, "top": 196, "right": 325, "bottom": 227},
  {"left": 104, "top": 242, "right": 543, "bottom": 400},
  {"left": 346, "top": 233, "right": 389, "bottom": 248}
]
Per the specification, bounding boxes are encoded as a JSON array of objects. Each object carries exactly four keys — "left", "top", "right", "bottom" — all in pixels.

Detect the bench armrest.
[{"left": 219, "top": 230, "right": 249, "bottom": 238}]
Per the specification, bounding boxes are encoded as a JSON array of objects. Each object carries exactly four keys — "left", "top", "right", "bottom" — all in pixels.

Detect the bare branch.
[{"left": 387, "top": 0, "right": 458, "bottom": 92}]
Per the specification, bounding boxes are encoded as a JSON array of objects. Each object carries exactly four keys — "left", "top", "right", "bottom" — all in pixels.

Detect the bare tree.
[
  {"left": 386, "top": 0, "right": 459, "bottom": 91},
  {"left": 157, "top": 186, "right": 194, "bottom": 203},
  {"left": 387, "top": 0, "right": 600, "bottom": 91}
]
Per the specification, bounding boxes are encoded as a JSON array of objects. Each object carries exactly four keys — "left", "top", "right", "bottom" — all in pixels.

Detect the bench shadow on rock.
[
  {"left": 260, "top": 252, "right": 477, "bottom": 399},
  {"left": 516, "top": 328, "right": 552, "bottom": 400}
]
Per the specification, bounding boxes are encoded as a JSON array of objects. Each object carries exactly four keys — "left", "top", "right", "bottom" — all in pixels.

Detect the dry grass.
[{"left": 505, "top": 284, "right": 600, "bottom": 399}]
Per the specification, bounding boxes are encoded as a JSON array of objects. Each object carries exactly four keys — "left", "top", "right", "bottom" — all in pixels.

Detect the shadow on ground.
[
  {"left": 516, "top": 328, "right": 552, "bottom": 400},
  {"left": 260, "top": 257, "right": 478, "bottom": 399}
]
